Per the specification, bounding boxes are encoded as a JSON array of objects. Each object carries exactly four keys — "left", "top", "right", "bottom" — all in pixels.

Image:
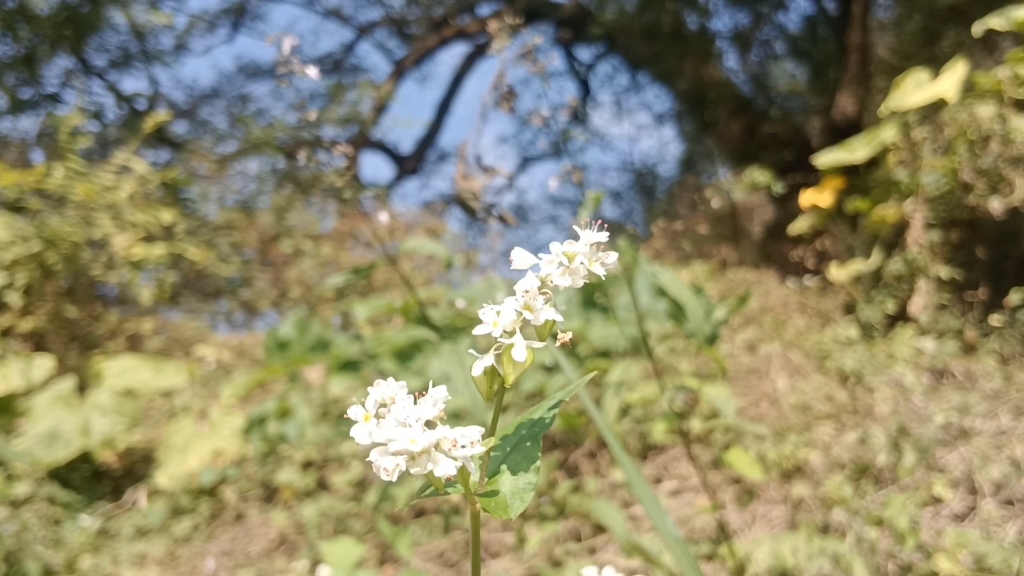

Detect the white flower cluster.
[
  {"left": 347, "top": 377, "right": 485, "bottom": 482},
  {"left": 469, "top": 221, "right": 618, "bottom": 377},
  {"left": 580, "top": 566, "right": 642, "bottom": 576}
]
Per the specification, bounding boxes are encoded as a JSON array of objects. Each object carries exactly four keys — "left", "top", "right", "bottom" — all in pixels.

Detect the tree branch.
[
  {"left": 828, "top": 0, "right": 871, "bottom": 139},
  {"left": 396, "top": 40, "right": 491, "bottom": 180}
]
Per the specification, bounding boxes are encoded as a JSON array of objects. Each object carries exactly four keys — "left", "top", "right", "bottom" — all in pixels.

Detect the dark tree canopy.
[{"left": 1, "top": 0, "right": 1010, "bottom": 237}]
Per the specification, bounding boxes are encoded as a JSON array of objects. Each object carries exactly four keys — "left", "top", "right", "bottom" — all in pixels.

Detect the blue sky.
[{"left": 157, "top": 1, "right": 684, "bottom": 259}]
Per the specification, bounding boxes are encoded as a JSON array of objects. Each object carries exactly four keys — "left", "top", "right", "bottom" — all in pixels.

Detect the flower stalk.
[{"left": 346, "top": 221, "right": 619, "bottom": 576}]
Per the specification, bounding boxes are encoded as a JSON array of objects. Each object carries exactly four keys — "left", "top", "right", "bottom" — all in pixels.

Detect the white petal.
[
  {"left": 512, "top": 341, "right": 527, "bottom": 362},
  {"left": 509, "top": 247, "right": 540, "bottom": 270}
]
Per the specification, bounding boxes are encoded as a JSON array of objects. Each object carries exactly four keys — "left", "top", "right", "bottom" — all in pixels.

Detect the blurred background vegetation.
[{"left": 2, "top": 0, "right": 1024, "bottom": 574}]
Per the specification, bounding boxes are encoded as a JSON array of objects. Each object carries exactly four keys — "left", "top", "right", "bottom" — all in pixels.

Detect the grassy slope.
[{"left": 43, "top": 263, "right": 1024, "bottom": 576}]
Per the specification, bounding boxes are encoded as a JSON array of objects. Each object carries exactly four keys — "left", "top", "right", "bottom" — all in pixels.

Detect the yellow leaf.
[{"left": 798, "top": 174, "right": 848, "bottom": 211}]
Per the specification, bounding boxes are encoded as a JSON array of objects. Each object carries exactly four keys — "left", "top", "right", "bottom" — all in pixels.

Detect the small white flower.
[
  {"left": 419, "top": 382, "right": 450, "bottom": 418},
  {"left": 314, "top": 564, "right": 334, "bottom": 576},
  {"left": 573, "top": 220, "right": 611, "bottom": 246},
  {"left": 472, "top": 302, "right": 518, "bottom": 337},
  {"left": 442, "top": 426, "right": 485, "bottom": 457},
  {"left": 516, "top": 290, "right": 563, "bottom": 325},
  {"left": 498, "top": 328, "right": 545, "bottom": 362},
  {"left": 509, "top": 246, "right": 540, "bottom": 270},
  {"left": 406, "top": 448, "right": 460, "bottom": 478},
  {"left": 513, "top": 270, "right": 542, "bottom": 295},
  {"left": 368, "top": 377, "right": 408, "bottom": 405},
  {"left": 346, "top": 397, "right": 380, "bottom": 445},
  {"left": 367, "top": 446, "right": 407, "bottom": 482},
  {"left": 469, "top": 346, "right": 499, "bottom": 377}
]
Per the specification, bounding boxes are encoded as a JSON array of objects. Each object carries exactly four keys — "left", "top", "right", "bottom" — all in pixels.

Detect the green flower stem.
[
  {"left": 477, "top": 384, "right": 507, "bottom": 491},
  {"left": 426, "top": 471, "right": 446, "bottom": 494},
  {"left": 485, "top": 385, "right": 506, "bottom": 439},
  {"left": 457, "top": 468, "right": 482, "bottom": 576}
]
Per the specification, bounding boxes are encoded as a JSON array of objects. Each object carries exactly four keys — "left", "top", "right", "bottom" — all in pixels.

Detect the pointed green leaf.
[
  {"left": 476, "top": 371, "right": 596, "bottom": 519},
  {"left": 972, "top": 4, "right": 1024, "bottom": 38},
  {"left": 553, "top": 349, "right": 704, "bottom": 576},
  {"left": 786, "top": 210, "right": 831, "bottom": 237},
  {"left": 878, "top": 56, "right": 971, "bottom": 117},
  {"left": 810, "top": 119, "right": 902, "bottom": 170}
]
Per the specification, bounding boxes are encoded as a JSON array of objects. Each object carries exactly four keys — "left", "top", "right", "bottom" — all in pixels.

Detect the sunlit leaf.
[
  {"left": 824, "top": 245, "right": 887, "bottom": 285},
  {"left": 798, "top": 174, "right": 848, "bottom": 211},
  {"left": 317, "top": 535, "right": 367, "bottom": 573},
  {"left": 0, "top": 352, "right": 57, "bottom": 397},
  {"left": 91, "top": 353, "right": 191, "bottom": 394},
  {"left": 152, "top": 406, "right": 248, "bottom": 490},
  {"left": 810, "top": 120, "right": 902, "bottom": 170},
  {"left": 721, "top": 445, "right": 766, "bottom": 482},
  {"left": 6, "top": 374, "right": 88, "bottom": 470},
  {"left": 786, "top": 210, "right": 831, "bottom": 237},
  {"left": 877, "top": 56, "right": 972, "bottom": 117},
  {"left": 972, "top": 4, "right": 1024, "bottom": 38}
]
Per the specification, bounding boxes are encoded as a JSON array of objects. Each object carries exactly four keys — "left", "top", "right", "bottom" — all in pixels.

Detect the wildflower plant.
[{"left": 345, "top": 221, "right": 618, "bottom": 576}]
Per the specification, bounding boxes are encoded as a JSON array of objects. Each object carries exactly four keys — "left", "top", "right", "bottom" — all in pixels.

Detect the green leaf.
[
  {"left": 91, "top": 353, "right": 191, "bottom": 394},
  {"left": 786, "top": 210, "right": 831, "bottom": 237},
  {"left": 553, "top": 349, "right": 704, "bottom": 576},
  {"left": 711, "top": 291, "right": 751, "bottom": 328},
  {"left": 972, "top": 4, "right": 1024, "bottom": 38},
  {"left": 0, "top": 352, "right": 57, "bottom": 396},
  {"left": 152, "top": 406, "right": 247, "bottom": 490},
  {"left": 647, "top": 265, "right": 728, "bottom": 347},
  {"left": 320, "top": 263, "right": 377, "bottom": 293},
  {"left": 6, "top": 374, "right": 89, "bottom": 470},
  {"left": 399, "top": 236, "right": 451, "bottom": 266},
  {"left": 809, "top": 119, "right": 902, "bottom": 170},
  {"left": 824, "top": 245, "right": 886, "bottom": 285},
  {"left": 477, "top": 371, "right": 597, "bottom": 519},
  {"left": 500, "top": 345, "right": 534, "bottom": 388},
  {"left": 567, "top": 495, "right": 677, "bottom": 573},
  {"left": 721, "top": 445, "right": 766, "bottom": 482},
  {"left": 878, "top": 56, "right": 972, "bottom": 117},
  {"left": 317, "top": 535, "right": 367, "bottom": 573},
  {"left": 365, "top": 325, "right": 439, "bottom": 357}
]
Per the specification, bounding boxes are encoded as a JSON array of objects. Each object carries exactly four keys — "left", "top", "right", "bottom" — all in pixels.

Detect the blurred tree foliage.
[{"left": 783, "top": 7, "right": 1024, "bottom": 336}]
